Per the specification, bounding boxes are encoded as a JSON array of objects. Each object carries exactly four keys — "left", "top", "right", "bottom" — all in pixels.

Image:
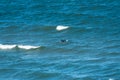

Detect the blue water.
[{"left": 0, "top": 0, "right": 120, "bottom": 80}]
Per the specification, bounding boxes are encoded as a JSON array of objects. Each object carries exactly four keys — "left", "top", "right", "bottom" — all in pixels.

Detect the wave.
[
  {"left": 56, "top": 25, "right": 69, "bottom": 31},
  {"left": 1, "top": 25, "right": 96, "bottom": 35},
  {"left": 0, "top": 44, "right": 40, "bottom": 50},
  {"left": 0, "top": 44, "right": 16, "bottom": 49}
]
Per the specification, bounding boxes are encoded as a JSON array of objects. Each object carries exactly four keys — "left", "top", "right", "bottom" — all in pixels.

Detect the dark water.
[{"left": 0, "top": 0, "right": 120, "bottom": 80}]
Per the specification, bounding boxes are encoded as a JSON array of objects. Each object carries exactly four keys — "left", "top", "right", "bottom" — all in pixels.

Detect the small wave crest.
[
  {"left": 0, "top": 44, "right": 16, "bottom": 49},
  {"left": 18, "top": 45, "right": 40, "bottom": 50},
  {"left": 56, "top": 25, "right": 69, "bottom": 31},
  {"left": 0, "top": 44, "right": 40, "bottom": 50}
]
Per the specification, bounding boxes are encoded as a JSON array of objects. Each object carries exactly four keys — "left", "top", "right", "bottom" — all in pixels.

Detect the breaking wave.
[
  {"left": 0, "top": 44, "right": 40, "bottom": 50},
  {"left": 56, "top": 25, "right": 69, "bottom": 31}
]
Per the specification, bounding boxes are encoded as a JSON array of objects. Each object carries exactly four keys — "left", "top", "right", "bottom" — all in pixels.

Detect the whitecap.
[
  {"left": 0, "top": 44, "right": 16, "bottom": 49},
  {"left": 56, "top": 25, "right": 69, "bottom": 31},
  {"left": 0, "top": 44, "right": 40, "bottom": 50},
  {"left": 18, "top": 45, "right": 39, "bottom": 50}
]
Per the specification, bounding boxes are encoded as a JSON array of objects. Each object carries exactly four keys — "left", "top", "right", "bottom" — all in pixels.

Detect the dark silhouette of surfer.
[{"left": 60, "top": 39, "right": 68, "bottom": 43}]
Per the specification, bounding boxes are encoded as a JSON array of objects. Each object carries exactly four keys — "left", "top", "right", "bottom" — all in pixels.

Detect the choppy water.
[{"left": 0, "top": 0, "right": 120, "bottom": 80}]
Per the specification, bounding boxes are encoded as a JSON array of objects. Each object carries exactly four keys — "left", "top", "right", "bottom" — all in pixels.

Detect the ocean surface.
[{"left": 0, "top": 0, "right": 120, "bottom": 80}]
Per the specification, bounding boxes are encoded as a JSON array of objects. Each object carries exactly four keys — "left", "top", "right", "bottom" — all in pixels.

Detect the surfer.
[{"left": 60, "top": 39, "right": 68, "bottom": 43}]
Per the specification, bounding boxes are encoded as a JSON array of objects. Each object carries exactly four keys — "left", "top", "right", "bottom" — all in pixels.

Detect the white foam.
[
  {"left": 109, "top": 78, "right": 114, "bottom": 80},
  {"left": 0, "top": 44, "right": 40, "bottom": 50},
  {"left": 0, "top": 44, "right": 16, "bottom": 49},
  {"left": 18, "top": 45, "right": 39, "bottom": 50},
  {"left": 56, "top": 25, "right": 69, "bottom": 31}
]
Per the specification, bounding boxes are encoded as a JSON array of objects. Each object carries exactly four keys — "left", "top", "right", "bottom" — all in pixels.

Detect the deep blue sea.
[{"left": 0, "top": 0, "right": 120, "bottom": 80}]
